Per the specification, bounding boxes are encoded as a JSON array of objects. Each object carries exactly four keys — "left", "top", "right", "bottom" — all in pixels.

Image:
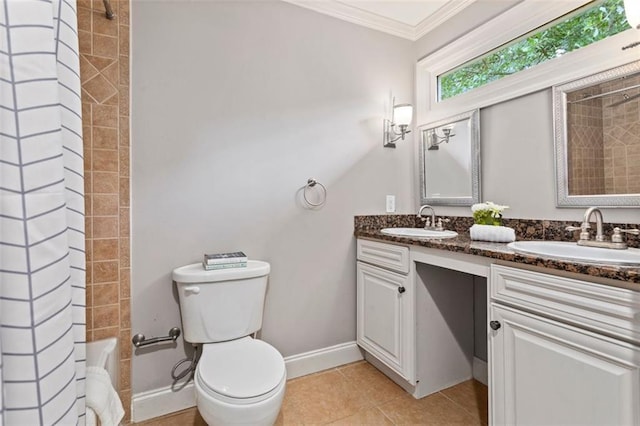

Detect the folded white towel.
[
  {"left": 86, "top": 366, "right": 124, "bottom": 426},
  {"left": 470, "top": 224, "right": 516, "bottom": 243}
]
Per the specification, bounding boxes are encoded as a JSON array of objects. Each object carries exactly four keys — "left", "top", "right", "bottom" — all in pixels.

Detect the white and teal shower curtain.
[{"left": 0, "top": 0, "right": 86, "bottom": 424}]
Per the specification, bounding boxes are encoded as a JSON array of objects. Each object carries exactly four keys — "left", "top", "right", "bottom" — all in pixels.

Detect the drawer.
[
  {"left": 490, "top": 264, "right": 640, "bottom": 344},
  {"left": 357, "top": 239, "right": 409, "bottom": 274}
]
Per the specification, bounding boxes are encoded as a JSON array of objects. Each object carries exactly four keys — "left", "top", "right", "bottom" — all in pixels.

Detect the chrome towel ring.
[{"left": 304, "top": 178, "right": 327, "bottom": 207}]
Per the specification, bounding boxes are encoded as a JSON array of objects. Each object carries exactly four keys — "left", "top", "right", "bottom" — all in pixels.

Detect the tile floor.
[{"left": 135, "top": 360, "right": 488, "bottom": 425}]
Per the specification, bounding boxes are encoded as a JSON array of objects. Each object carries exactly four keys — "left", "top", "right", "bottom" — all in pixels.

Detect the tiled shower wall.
[
  {"left": 566, "top": 91, "right": 605, "bottom": 195},
  {"left": 602, "top": 74, "right": 640, "bottom": 194},
  {"left": 77, "top": 0, "right": 131, "bottom": 422}
]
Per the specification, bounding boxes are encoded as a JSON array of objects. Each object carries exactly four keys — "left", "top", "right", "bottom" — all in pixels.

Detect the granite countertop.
[{"left": 354, "top": 216, "right": 640, "bottom": 287}]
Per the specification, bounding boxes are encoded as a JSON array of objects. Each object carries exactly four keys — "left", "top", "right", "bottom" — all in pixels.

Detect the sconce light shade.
[
  {"left": 393, "top": 104, "right": 413, "bottom": 126},
  {"left": 625, "top": 0, "right": 640, "bottom": 29},
  {"left": 383, "top": 99, "right": 413, "bottom": 148}
]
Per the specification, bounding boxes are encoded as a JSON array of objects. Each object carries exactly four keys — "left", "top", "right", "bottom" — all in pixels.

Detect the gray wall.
[{"left": 131, "top": 1, "right": 414, "bottom": 393}]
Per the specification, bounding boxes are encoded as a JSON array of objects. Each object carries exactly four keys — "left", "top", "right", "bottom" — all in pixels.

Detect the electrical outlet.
[{"left": 386, "top": 195, "right": 396, "bottom": 213}]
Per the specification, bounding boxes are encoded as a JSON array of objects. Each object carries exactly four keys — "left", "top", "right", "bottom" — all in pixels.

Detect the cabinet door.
[
  {"left": 357, "top": 261, "right": 413, "bottom": 381},
  {"left": 490, "top": 303, "right": 640, "bottom": 426}
]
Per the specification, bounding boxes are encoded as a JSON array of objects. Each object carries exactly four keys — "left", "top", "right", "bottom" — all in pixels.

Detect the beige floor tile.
[
  {"left": 378, "top": 392, "right": 482, "bottom": 425},
  {"left": 328, "top": 407, "right": 394, "bottom": 425},
  {"left": 337, "top": 361, "right": 406, "bottom": 406},
  {"left": 134, "top": 407, "right": 205, "bottom": 426},
  {"left": 286, "top": 369, "right": 369, "bottom": 424},
  {"left": 440, "top": 380, "right": 488, "bottom": 425}
]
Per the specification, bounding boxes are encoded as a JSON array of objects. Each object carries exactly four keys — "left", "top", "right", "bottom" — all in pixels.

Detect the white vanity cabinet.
[
  {"left": 489, "top": 265, "right": 640, "bottom": 425},
  {"left": 356, "top": 239, "right": 414, "bottom": 382}
]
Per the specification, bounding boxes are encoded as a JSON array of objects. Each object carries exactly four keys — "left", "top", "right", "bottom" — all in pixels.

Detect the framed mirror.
[
  {"left": 419, "top": 109, "right": 480, "bottom": 206},
  {"left": 553, "top": 61, "right": 640, "bottom": 207}
]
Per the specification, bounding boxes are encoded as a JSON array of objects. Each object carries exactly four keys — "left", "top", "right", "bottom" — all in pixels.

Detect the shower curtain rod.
[
  {"left": 102, "top": 0, "right": 115, "bottom": 20},
  {"left": 567, "top": 82, "right": 640, "bottom": 105}
]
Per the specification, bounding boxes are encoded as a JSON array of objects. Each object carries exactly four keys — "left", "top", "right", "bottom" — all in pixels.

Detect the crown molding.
[
  {"left": 283, "top": 0, "right": 477, "bottom": 41},
  {"left": 414, "top": 0, "right": 478, "bottom": 40}
]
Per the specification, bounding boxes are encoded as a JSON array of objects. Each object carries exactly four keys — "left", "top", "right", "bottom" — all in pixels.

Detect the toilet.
[{"left": 173, "top": 261, "right": 286, "bottom": 425}]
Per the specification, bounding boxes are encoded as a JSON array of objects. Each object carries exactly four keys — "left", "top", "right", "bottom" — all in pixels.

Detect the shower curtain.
[{"left": 0, "top": 0, "right": 86, "bottom": 424}]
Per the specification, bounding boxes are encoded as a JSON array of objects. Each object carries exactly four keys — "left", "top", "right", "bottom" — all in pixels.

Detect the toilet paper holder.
[{"left": 132, "top": 327, "right": 181, "bottom": 347}]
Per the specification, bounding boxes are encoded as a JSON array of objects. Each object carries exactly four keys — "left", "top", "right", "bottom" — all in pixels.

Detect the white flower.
[{"left": 471, "top": 201, "right": 509, "bottom": 217}]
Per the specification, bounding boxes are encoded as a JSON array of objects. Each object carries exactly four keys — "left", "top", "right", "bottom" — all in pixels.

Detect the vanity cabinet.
[
  {"left": 489, "top": 265, "right": 640, "bottom": 425},
  {"left": 356, "top": 239, "right": 414, "bottom": 382}
]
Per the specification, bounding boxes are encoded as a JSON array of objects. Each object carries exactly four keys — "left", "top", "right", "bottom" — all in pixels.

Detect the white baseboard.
[
  {"left": 285, "top": 341, "right": 363, "bottom": 380},
  {"left": 132, "top": 382, "right": 196, "bottom": 423},
  {"left": 131, "top": 341, "right": 363, "bottom": 422},
  {"left": 473, "top": 357, "right": 488, "bottom": 386}
]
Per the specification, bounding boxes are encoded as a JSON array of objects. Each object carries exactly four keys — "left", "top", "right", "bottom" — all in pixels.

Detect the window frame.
[{"left": 415, "top": 0, "right": 640, "bottom": 127}]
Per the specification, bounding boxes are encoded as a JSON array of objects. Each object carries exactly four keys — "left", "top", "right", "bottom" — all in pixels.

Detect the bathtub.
[{"left": 86, "top": 337, "right": 120, "bottom": 425}]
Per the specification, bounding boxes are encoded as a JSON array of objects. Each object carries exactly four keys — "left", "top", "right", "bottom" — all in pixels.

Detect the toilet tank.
[{"left": 173, "top": 260, "right": 270, "bottom": 343}]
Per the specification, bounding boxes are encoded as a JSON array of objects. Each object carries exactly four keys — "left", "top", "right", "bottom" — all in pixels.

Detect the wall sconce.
[
  {"left": 625, "top": 0, "right": 640, "bottom": 29},
  {"left": 383, "top": 98, "right": 413, "bottom": 148},
  {"left": 427, "top": 125, "right": 455, "bottom": 150}
]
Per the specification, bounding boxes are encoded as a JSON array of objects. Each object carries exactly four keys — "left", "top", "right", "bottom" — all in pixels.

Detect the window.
[
  {"left": 416, "top": 0, "right": 639, "bottom": 126},
  {"left": 439, "top": 0, "right": 629, "bottom": 101}
]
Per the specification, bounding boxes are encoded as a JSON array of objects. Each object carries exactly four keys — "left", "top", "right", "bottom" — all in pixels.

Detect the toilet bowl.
[
  {"left": 195, "top": 337, "right": 286, "bottom": 425},
  {"left": 173, "top": 260, "right": 285, "bottom": 425}
]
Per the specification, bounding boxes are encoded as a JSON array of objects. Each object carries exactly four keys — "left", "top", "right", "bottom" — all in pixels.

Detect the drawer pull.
[
  {"left": 490, "top": 320, "right": 501, "bottom": 330},
  {"left": 398, "top": 286, "right": 406, "bottom": 294}
]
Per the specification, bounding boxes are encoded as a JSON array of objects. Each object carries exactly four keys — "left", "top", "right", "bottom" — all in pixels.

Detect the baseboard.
[
  {"left": 473, "top": 357, "right": 488, "bottom": 386},
  {"left": 131, "top": 382, "right": 196, "bottom": 423},
  {"left": 284, "top": 341, "right": 364, "bottom": 380},
  {"left": 131, "top": 341, "right": 363, "bottom": 422}
]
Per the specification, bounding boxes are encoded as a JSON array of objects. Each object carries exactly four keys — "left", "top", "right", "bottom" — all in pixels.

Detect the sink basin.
[
  {"left": 381, "top": 228, "right": 458, "bottom": 239},
  {"left": 508, "top": 241, "right": 640, "bottom": 266}
]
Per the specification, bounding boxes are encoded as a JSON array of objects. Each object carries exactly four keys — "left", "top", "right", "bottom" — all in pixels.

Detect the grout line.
[{"left": 438, "top": 383, "right": 485, "bottom": 424}]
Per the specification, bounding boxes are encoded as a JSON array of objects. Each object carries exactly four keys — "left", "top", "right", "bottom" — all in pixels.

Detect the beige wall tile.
[
  {"left": 92, "top": 104, "right": 118, "bottom": 127},
  {"left": 94, "top": 304, "right": 119, "bottom": 328},
  {"left": 94, "top": 260, "right": 119, "bottom": 283},
  {"left": 120, "top": 298, "right": 130, "bottom": 329},
  {"left": 93, "top": 149, "right": 119, "bottom": 172},
  {"left": 93, "top": 216, "right": 119, "bottom": 238},
  {"left": 93, "top": 171, "right": 119, "bottom": 193},
  {"left": 120, "top": 178, "right": 130, "bottom": 207},
  {"left": 93, "top": 194, "right": 119, "bottom": 215},
  {"left": 93, "top": 282, "right": 120, "bottom": 305},
  {"left": 93, "top": 238, "right": 119, "bottom": 261},
  {"left": 93, "top": 126, "right": 118, "bottom": 150},
  {"left": 120, "top": 268, "right": 130, "bottom": 298},
  {"left": 93, "top": 10, "right": 118, "bottom": 37},
  {"left": 93, "top": 34, "right": 118, "bottom": 58}
]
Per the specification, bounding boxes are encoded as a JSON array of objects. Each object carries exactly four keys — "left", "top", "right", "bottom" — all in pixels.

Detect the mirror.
[
  {"left": 419, "top": 109, "right": 480, "bottom": 206},
  {"left": 553, "top": 61, "right": 640, "bottom": 207}
]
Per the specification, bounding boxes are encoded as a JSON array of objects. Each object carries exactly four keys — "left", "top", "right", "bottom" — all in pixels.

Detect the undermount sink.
[
  {"left": 508, "top": 241, "right": 640, "bottom": 266},
  {"left": 381, "top": 227, "right": 458, "bottom": 239}
]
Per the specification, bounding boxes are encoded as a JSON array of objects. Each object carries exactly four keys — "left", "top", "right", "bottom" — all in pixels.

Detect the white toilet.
[{"left": 173, "top": 261, "right": 286, "bottom": 425}]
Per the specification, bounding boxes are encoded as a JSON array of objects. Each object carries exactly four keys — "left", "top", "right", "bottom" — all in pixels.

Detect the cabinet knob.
[
  {"left": 490, "top": 320, "right": 501, "bottom": 330},
  {"left": 398, "top": 286, "right": 406, "bottom": 294}
]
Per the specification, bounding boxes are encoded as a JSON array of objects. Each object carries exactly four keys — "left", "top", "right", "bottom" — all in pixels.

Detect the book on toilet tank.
[
  {"left": 203, "top": 251, "right": 248, "bottom": 265},
  {"left": 202, "top": 261, "right": 247, "bottom": 270}
]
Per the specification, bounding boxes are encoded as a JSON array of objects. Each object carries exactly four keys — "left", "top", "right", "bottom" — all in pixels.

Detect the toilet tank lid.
[{"left": 172, "top": 260, "right": 270, "bottom": 283}]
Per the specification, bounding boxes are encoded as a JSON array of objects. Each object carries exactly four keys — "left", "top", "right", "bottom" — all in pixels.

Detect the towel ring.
[{"left": 303, "top": 178, "right": 327, "bottom": 207}]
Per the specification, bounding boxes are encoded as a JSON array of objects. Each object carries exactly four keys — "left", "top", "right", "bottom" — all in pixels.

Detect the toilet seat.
[{"left": 197, "top": 337, "right": 286, "bottom": 405}]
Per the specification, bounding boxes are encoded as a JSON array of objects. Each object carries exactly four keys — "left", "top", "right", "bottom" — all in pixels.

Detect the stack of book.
[{"left": 203, "top": 251, "right": 248, "bottom": 270}]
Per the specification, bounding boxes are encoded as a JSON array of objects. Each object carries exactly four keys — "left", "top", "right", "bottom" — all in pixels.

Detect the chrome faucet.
[
  {"left": 583, "top": 206, "right": 605, "bottom": 242},
  {"left": 566, "top": 207, "right": 639, "bottom": 249},
  {"left": 417, "top": 204, "right": 436, "bottom": 229}
]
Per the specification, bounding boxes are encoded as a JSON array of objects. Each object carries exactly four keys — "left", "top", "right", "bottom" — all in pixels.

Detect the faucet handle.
[
  {"left": 613, "top": 227, "right": 640, "bottom": 239},
  {"left": 566, "top": 224, "right": 590, "bottom": 241}
]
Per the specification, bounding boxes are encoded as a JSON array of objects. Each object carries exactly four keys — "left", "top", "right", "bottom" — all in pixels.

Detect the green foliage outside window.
[{"left": 439, "top": 0, "right": 630, "bottom": 100}]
